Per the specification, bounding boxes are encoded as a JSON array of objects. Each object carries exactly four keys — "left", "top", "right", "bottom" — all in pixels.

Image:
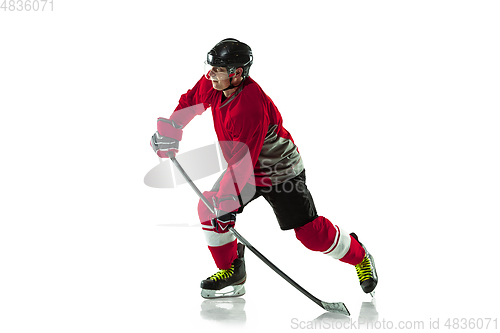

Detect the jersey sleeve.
[{"left": 168, "top": 76, "right": 212, "bottom": 128}]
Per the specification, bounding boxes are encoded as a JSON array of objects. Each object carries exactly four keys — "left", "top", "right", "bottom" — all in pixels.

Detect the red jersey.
[{"left": 170, "top": 76, "right": 304, "bottom": 197}]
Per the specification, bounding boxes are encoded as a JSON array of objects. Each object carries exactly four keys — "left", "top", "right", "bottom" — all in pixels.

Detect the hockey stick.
[{"left": 167, "top": 152, "right": 350, "bottom": 316}]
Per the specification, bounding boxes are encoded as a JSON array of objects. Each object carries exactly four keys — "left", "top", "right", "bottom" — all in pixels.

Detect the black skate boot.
[
  {"left": 200, "top": 243, "right": 246, "bottom": 299},
  {"left": 351, "top": 233, "right": 378, "bottom": 296}
]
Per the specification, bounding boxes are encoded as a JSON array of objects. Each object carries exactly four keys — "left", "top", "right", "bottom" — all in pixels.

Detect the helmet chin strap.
[
  {"left": 223, "top": 77, "right": 238, "bottom": 91},
  {"left": 222, "top": 71, "right": 244, "bottom": 91}
]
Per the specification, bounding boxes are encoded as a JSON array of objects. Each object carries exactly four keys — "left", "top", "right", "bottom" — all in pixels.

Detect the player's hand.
[
  {"left": 151, "top": 118, "right": 183, "bottom": 158},
  {"left": 211, "top": 211, "right": 236, "bottom": 233},
  {"left": 150, "top": 131, "right": 179, "bottom": 158},
  {"left": 210, "top": 195, "right": 240, "bottom": 233}
]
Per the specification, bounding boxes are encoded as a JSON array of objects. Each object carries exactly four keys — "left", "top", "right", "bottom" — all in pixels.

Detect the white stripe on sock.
[
  {"left": 323, "top": 226, "right": 351, "bottom": 260},
  {"left": 204, "top": 229, "right": 236, "bottom": 247}
]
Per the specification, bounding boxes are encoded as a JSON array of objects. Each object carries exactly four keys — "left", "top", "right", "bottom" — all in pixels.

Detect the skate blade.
[{"left": 201, "top": 284, "right": 246, "bottom": 299}]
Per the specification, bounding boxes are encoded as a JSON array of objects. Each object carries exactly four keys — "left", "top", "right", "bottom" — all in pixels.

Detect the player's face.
[{"left": 208, "top": 67, "right": 231, "bottom": 91}]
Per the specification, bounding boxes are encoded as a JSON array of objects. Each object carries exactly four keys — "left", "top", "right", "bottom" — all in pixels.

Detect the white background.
[{"left": 1, "top": 1, "right": 499, "bottom": 332}]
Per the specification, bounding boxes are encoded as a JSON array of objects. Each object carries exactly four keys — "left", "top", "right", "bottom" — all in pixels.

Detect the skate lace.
[
  {"left": 209, "top": 265, "right": 234, "bottom": 281},
  {"left": 355, "top": 255, "right": 373, "bottom": 283}
]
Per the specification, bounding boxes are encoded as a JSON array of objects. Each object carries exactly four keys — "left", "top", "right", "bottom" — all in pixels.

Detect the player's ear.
[{"left": 236, "top": 67, "right": 243, "bottom": 78}]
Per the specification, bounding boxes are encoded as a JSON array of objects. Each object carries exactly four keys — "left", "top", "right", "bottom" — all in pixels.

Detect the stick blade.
[{"left": 321, "top": 301, "right": 350, "bottom": 316}]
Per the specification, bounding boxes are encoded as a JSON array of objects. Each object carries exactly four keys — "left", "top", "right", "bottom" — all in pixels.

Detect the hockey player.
[{"left": 151, "top": 38, "right": 378, "bottom": 299}]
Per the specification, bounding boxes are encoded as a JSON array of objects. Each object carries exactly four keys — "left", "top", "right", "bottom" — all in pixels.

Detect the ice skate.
[
  {"left": 351, "top": 233, "right": 378, "bottom": 296},
  {"left": 200, "top": 243, "right": 246, "bottom": 299}
]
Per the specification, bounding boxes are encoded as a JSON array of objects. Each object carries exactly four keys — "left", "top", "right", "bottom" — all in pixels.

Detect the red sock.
[
  {"left": 339, "top": 235, "right": 365, "bottom": 266},
  {"left": 208, "top": 239, "right": 238, "bottom": 270}
]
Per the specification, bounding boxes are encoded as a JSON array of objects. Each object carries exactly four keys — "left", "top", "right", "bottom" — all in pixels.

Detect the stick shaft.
[
  {"left": 168, "top": 153, "right": 346, "bottom": 314},
  {"left": 228, "top": 226, "right": 324, "bottom": 308}
]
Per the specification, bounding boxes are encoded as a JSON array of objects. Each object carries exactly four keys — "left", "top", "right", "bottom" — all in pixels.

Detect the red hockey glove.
[
  {"left": 150, "top": 131, "right": 179, "bottom": 158},
  {"left": 210, "top": 195, "right": 240, "bottom": 233},
  {"left": 211, "top": 211, "right": 236, "bottom": 233},
  {"left": 157, "top": 117, "right": 183, "bottom": 140},
  {"left": 151, "top": 118, "right": 183, "bottom": 158}
]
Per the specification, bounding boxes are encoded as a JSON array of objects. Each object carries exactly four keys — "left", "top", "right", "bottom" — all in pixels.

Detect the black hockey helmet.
[{"left": 206, "top": 38, "right": 253, "bottom": 79}]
